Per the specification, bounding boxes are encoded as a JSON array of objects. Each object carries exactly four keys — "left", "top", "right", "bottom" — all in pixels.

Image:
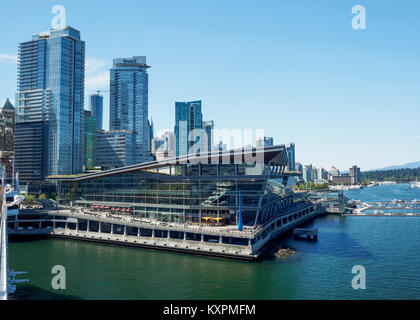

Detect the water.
[{"left": 9, "top": 183, "right": 420, "bottom": 300}]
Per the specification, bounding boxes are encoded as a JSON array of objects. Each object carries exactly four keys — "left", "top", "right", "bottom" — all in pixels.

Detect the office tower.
[
  {"left": 154, "top": 131, "right": 176, "bottom": 161},
  {"left": 149, "top": 119, "right": 154, "bottom": 156},
  {"left": 95, "top": 130, "right": 136, "bottom": 169},
  {"left": 256, "top": 137, "right": 274, "bottom": 148},
  {"left": 110, "top": 56, "right": 152, "bottom": 163},
  {"left": 83, "top": 110, "right": 97, "bottom": 169},
  {"left": 90, "top": 94, "right": 103, "bottom": 130},
  {"left": 330, "top": 166, "right": 340, "bottom": 177},
  {"left": 316, "top": 167, "right": 327, "bottom": 181},
  {"left": 151, "top": 137, "right": 164, "bottom": 156},
  {"left": 202, "top": 120, "right": 214, "bottom": 153},
  {"left": 302, "top": 165, "right": 312, "bottom": 183},
  {"left": 285, "top": 143, "right": 296, "bottom": 171},
  {"left": 0, "top": 99, "right": 15, "bottom": 177},
  {"left": 350, "top": 165, "right": 361, "bottom": 184},
  {"left": 174, "top": 101, "right": 203, "bottom": 156},
  {"left": 217, "top": 141, "right": 227, "bottom": 151},
  {"left": 15, "top": 26, "right": 85, "bottom": 180}
]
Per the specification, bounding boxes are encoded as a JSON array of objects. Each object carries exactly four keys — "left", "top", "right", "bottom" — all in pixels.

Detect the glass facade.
[
  {"left": 110, "top": 56, "right": 152, "bottom": 164},
  {"left": 90, "top": 94, "right": 103, "bottom": 130},
  {"left": 95, "top": 130, "right": 136, "bottom": 169},
  {"left": 175, "top": 101, "right": 203, "bottom": 156},
  {"left": 16, "top": 26, "right": 85, "bottom": 178},
  {"left": 83, "top": 110, "right": 96, "bottom": 169},
  {"left": 286, "top": 143, "right": 295, "bottom": 171},
  {"left": 52, "top": 147, "right": 303, "bottom": 229}
]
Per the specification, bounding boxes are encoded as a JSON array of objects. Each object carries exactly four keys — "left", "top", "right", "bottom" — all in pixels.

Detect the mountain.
[{"left": 376, "top": 161, "right": 420, "bottom": 171}]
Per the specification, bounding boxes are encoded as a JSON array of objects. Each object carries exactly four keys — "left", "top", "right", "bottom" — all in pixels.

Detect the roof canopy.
[{"left": 47, "top": 145, "right": 288, "bottom": 182}]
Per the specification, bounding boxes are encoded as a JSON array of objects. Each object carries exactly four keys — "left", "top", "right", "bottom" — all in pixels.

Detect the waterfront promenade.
[{"left": 8, "top": 202, "right": 323, "bottom": 261}]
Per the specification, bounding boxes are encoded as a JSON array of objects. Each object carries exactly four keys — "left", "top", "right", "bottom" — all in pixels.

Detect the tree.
[
  {"left": 39, "top": 193, "right": 47, "bottom": 200},
  {"left": 22, "top": 194, "right": 36, "bottom": 205},
  {"left": 48, "top": 192, "right": 57, "bottom": 201}
]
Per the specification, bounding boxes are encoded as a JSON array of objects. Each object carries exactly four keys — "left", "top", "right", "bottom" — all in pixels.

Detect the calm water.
[{"left": 9, "top": 183, "right": 420, "bottom": 300}]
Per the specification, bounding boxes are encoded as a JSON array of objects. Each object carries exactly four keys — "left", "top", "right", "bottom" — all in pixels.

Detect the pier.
[
  {"left": 353, "top": 200, "right": 420, "bottom": 214},
  {"left": 8, "top": 203, "right": 324, "bottom": 261}
]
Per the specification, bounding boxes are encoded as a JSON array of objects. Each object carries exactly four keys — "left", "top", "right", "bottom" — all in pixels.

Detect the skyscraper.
[
  {"left": 95, "top": 130, "right": 136, "bottom": 169},
  {"left": 15, "top": 26, "right": 85, "bottom": 180},
  {"left": 110, "top": 56, "right": 152, "bottom": 163},
  {"left": 285, "top": 143, "right": 296, "bottom": 171},
  {"left": 350, "top": 165, "right": 361, "bottom": 184},
  {"left": 174, "top": 101, "right": 203, "bottom": 156},
  {"left": 202, "top": 120, "right": 214, "bottom": 153},
  {"left": 83, "top": 110, "right": 97, "bottom": 169},
  {"left": 257, "top": 137, "right": 274, "bottom": 148},
  {"left": 90, "top": 94, "right": 103, "bottom": 130},
  {"left": 0, "top": 99, "right": 15, "bottom": 177}
]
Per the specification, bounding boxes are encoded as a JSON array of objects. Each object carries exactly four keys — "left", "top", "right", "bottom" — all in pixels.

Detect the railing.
[
  {"left": 19, "top": 208, "right": 257, "bottom": 238},
  {"left": 0, "top": 189, "right": 8, "bottom": 300}
]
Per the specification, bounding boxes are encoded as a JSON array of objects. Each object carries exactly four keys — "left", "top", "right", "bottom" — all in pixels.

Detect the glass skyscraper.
[
  {"left": 202, "top": 120, "right": 214, "bottom": 153},
  {"left": 110, "top": 56, "right": 152, "bottom": 164},
  {"left": 89, "top": 94, "right": 103, "bottom": 130},
  {"left": 83, "top": 110, "right": 97, "bottom": 169},
  {"left": 15, "top": 26, "right": 85, "bottom": 179},
  {"left": 286, "top": 143, "right": 296, "bottom": 171},
  {"left": 174, "top": 101, "right": 203, "bottom": 156}
]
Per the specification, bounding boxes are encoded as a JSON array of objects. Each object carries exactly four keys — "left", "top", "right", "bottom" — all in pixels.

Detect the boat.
[{"left": 410, "top": 181, "right": 420, "bottom": 189}]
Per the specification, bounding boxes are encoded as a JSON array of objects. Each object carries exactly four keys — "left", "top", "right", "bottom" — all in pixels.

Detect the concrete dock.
[{"left": 8, "top": 203, "right": 324, "bottom": 261}]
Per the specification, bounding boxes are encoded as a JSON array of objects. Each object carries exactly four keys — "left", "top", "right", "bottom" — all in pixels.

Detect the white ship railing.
[{"left": 0, "top": 182, "right": 8, "bottom": 300}]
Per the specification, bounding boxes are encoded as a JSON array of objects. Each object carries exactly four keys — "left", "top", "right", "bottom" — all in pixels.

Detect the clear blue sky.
[{"left": 1, "top": 0, "right": 419, "bottom": 171}]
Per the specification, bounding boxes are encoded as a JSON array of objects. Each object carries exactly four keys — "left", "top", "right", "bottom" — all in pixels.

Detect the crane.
[{"left": 86, "top": 89, "right": 109, "bottom": 95}]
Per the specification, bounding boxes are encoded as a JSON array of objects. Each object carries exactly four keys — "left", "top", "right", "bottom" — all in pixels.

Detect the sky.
[{"left": 0, "top": 0, "right": 419, "bottom": 171}]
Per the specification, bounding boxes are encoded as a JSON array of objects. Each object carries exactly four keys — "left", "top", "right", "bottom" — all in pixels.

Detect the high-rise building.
[
  {"left": 0, "top": 99, "right": 15, "bottom": 177},
  {"left": 15, "top": 26, "right": 85, "bottom": 180},
  {"left": 154, "top": 131, "right": 176, "bottom": 161},
  {"left": 202, "top": 120, "right": 214, "bottom": 153},
  {"left": 149, "top": 119, "right": 154, "bottom": 155},
  {"left": 151, "top": 137, "right": 164, "bottom": 156},
  {"left": 217, "top": 140, "right": 227, "bottom": 151},
  {"left": 302, "top": 165, "right": 313, "bottom": 183},
  {"left": 296, "top": 162, "right": 303, "bottom": 173},
  {"left": 89, "top": 94, "right": 103, "bottom": 130},
  {"left": 256, "top": 137, "right": 274, "bottom": 148},
  {"left": 95, "top": 130, "right": 136, "bottom": 169},
  {"left": 285, "top": 143, "right": 296, "bottom": 171},
  {"left": 328, "top": 166, "right": 340, "bottom": 181},
  {"left": 174, "top": 101, "right": 203, "bottom": 156},
  {"left": 316, "top": 167, "right": 328, "bottom": 182},
  {"left": 83, "top": 110, "right": 97, "bottom": 169},
  {"left": 350, "top": 165, "right": 361, "bottom": 184},
  {"left": 110, "top": 56, "right": 152, "bottom": 164}
]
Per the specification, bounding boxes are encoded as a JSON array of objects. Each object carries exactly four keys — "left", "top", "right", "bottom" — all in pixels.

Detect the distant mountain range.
[{"left": 374, "top": 161, "right": 420, "bottom": 171}]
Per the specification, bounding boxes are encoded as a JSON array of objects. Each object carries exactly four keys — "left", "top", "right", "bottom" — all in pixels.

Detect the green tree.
[
  {"left": 22, "top": 194, "right": 36, "bottom": 205},
  {"left": 48, "top": 192, "right": 57, "bottom": 201}
]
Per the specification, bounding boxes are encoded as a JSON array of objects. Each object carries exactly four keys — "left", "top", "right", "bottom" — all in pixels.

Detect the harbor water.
[{"left": 9, "top": 183, "right": 420, "bottom": 299}]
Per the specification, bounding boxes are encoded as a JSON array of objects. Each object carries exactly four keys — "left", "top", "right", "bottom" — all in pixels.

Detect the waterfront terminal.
[{"left": 7, "top": 146, "right": 326, "bottom": 261}]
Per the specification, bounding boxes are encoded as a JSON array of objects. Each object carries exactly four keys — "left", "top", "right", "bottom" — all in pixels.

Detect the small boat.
[{"left": 410, "top": 181, "right": 420, "bottom": 189}]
